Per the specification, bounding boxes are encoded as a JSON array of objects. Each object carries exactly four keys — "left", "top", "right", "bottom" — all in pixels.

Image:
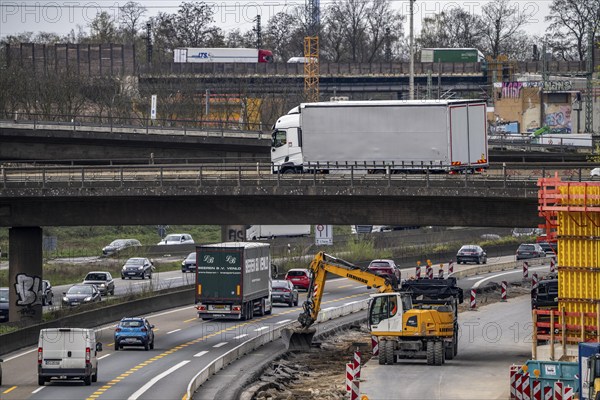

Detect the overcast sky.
[{"left": 0, "top": 0, "right": 551, "bottom": 40}]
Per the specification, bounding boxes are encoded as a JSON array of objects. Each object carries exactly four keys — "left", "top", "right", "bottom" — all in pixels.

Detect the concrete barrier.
[
  {"left": 185, "top": 299, "right": 369, "bottom": 399},
  {"left": 449, "top": 257, "right": 548, "bottom": 279}
]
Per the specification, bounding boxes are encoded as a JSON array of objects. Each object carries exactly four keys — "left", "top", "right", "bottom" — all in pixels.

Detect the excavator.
[{"left": 283, "top": 252, "right": 463, "bottom": 365}]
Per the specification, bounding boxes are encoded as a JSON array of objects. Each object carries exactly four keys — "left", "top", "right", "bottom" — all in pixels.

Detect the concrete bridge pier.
[{"left": 8, "top": 227, "right": 43, "bottom": 323}]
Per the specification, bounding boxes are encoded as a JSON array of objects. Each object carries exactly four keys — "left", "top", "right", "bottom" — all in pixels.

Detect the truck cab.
[{"left": 271, "top": 108, "right": 302, "bottom": 173}]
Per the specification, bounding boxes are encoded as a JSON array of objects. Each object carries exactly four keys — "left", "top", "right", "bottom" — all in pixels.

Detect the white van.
[{"left": 38, "top": 328, "right": 102, "bottom": 386}]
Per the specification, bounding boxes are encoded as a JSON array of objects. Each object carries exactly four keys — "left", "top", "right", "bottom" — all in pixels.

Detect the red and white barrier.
[
  {"left": 522, "top": 373, "right": 531, "bottom": 400},
  {"left": 371, "top": 335, "right": 379, "bottom": 356},
  {"left": 523, "top": 261, "right": 529, "bottom": 279},
  {"left": 532, "top": 380, "right": 541, "bottom": 400},
  {"left": 350, "top": 379, "right": 360, "bottom": 400},
  {"left": 543, "top": 386, "right": 552, "bottom": 400},
  {"left": 553, "top": 381, "right": 563, "bottom": 400},
  {"left": 550, "top": 258, "right": 556, "bottom": 273},
  {"left": 501, "top": 281, "right": 508, "bottom": 302},
  {"left": 448, "top": 261, "right": 454, "bottom": 274},
  {"left": 563, "top": 386, "right": 573, "bottom": 400},
  {"left": 438, "top": 268, "right": 444, "bottom": 278},
  {"left": 416, "top": 263, "right": 421, "bottom": 279},
  {"left": 470, "top": 289, "right": 477, "bottom": 309},
  {"left": 532, "top": 273, "right": 538, "bottom": 290},
  {"left": 353, "top": 351, "right": 361, "bottom": 380},
  {"left": 426, "top": 264, "right": 433, "bottom": 279},
  {"left": 510, "top": 365, "right": 518, "bottom": 399},
  {"left": 515, "top": 371, "right": 523, "bottom": 400},
  {"left": 346, "top": 362, "right": 353, "bottom": 393}
]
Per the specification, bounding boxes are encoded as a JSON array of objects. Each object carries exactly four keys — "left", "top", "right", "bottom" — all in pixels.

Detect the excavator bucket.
[{"left": 281, "top": 327, "right": 316, "bottom": 351}]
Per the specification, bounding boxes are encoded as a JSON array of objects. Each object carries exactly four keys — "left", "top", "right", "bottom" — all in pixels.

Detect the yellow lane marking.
[
  {"left": 338, "top": 284, "right": 352, "bottom": 288},
  {"left": 93, "top": 292, "right": 367, "bottom": 399},
  {"left": 183, "top": 318, "right": 196, "bottom": 323},
  {"left": 107, "top": 343, "right": 114, "bottom": 347},
  {"left": 2, "top": 386, "right": 17, "bottom": 394}
]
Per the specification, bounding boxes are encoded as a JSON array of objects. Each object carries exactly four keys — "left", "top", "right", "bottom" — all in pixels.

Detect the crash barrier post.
[
  {"left": 522, "top": 372, "right": 531, "bottom": 400},
  {"left": 371, "top": 335, "right": 379, "bottom": 356},
  {"left": 416, "top": 261, "right": 421, "bottom": 279},
  {"left": 543, "top": 386, "right": 552, "bottom": 400},
  {"left": 346, "top": 362, "right": 353, "bottom": 393},
  {"left": 563, "top": 386, "right": 573, "bottom": 400},
  {"left": 532, "top": 273, "right": 538, "bottom": 290},
  {"left": 550, "top": 258, "right": 556, "bottom": 273},
  {"left": 510, "top": 365, "right": 518, "bottom": 399},
  {"left": 532, "top": 380, "right": 541, "bottom": 400},
  {"left": 470, "top": 289, "right": 477, "bottom": 309},
  {"left": 448, "top": 261, "right": 454, "bottom": 274},
  {"left": 553, "top": 381, "right": 563, "bottom": 400},
  {"left": 426, "top": 262, "right": 432, "bottom": 279},
  {"left": 501, "top": 281, "right": 508, "bottom": 302},
  {"left": 353, "top": 350, "right": 361, "bottom": 379},
  {"left": 523, "top": 261, "right": 529, "bottom": 279},
  {"left": 351, "top": 379, "right": 360, "bottom": 400},
  {"left": 438, "top": 267, "right": 444, "bottom": 278}
]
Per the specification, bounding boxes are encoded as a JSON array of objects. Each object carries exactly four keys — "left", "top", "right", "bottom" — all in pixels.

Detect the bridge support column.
[
  {"left": 8, "top": 226, "right": 43, "bottom": 323},
  {"left": 221, "top": 225, "right": 246, "bottom": 242}
]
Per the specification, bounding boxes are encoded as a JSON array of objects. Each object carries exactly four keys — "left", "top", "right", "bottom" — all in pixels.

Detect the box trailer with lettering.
[
  {"left": 246, "top": 225, "right": 311, "bottom": 240},
  {"left": 195, "top": 242, "right": 272, "bottom": 320}
]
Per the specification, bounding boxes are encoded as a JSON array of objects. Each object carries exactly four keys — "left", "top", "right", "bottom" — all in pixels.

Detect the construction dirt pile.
[{"left": 248, "top": 289, "right": 532, "bottom": 400}]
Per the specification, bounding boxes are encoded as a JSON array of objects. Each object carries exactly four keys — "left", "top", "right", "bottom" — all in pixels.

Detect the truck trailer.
[
  {"left": 195, "top": 242, "right": 272, "bottom": 320},
  {"left": 173, "top": 48, "right": 273, "bottom": 63},
  {"left": 246, "top": 225, "right": 311, "bottom": 240},
  {"left": 271, "top": 100, "right": 488, "bottom": 173}
]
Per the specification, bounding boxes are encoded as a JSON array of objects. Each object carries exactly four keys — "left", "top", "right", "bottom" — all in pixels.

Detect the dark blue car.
[{"left": 114, "top": 317, "right": 155, "bottom": 351}]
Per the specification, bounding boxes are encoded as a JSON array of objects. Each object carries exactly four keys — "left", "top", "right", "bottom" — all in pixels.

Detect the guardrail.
[
  {"left": 449, "top": 256, "right": 549, "bottom": 279},
  {"left": 185, "top": 299, "right": 369, "bottom": 399}
]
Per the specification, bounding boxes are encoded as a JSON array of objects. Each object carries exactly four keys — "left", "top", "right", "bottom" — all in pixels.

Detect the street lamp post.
[{"left": 409, "top": 0, "right": 415, "bottom": 100}]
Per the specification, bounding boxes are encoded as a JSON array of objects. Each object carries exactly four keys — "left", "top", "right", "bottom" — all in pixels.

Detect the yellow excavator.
[{"left": 283, "top": 252, "right": 463, "bottom": 365}]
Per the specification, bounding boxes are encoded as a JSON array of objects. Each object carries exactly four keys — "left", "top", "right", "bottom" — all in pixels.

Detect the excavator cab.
[{"left": 368, "top": 293, "right": 412, "bottom": 334}]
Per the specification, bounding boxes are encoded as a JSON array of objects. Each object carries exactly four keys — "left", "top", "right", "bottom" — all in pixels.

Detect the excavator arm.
[{"left": 298, "top": 252, "right": 396, "bottom": 328}]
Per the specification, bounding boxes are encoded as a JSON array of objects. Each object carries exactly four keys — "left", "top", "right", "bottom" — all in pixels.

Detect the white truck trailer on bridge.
[{"left": 271, "top": 100, "right": 488, "bottom": 173}]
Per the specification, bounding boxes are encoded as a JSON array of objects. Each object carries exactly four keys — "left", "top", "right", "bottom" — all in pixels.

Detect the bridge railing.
[
  {"left": 4, "top": 112, "right": 267, "bottom": 135},
  {"left": 1, "top": 163, "right": 597, "bottom": 191}
]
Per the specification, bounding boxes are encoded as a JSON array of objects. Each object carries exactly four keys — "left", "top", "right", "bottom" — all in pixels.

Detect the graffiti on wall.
[
  {"left": 545, "top": 104, "right": 572, "bottom": 133},
  {"left": 14, "top": 273, "right": 43, "bottom": 318}
]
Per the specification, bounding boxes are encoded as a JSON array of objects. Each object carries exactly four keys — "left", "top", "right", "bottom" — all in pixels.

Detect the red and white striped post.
[
  {"left": 553, "top": 381, "right": 563, "bottom": 400},
  {"left": 416, "top": 261, "right": 422, "bottom": 279},
  {"left": 510, "top": 365, "right": 518, "bottom": 399},
  {"left": 501, "top": 281, "right": 508, "bottom": 302},
  {"left": 515, "top": 370, "right": 523, "bottom": 400},
  {"left": 448, "top": 261, "right": 454, "bottom": 274},
  {"left": 550, "top": 258, "right": 556, "bottom": 273},
  {"left": 438, "top": 264, "right": 444, "bottom": 278},
  {"left": 562, "top": 386, "right": 573, "bottom": 400},
  {"left": 522, "top": 373, "right": 531, "bottom": 400},
  {"left": 543, "top": 386, "right": 552, "bottom": 400},
  {"left": 353, "top": 350, "right": 361, "bottom": 380},
  {"left": 350, "top": 379, "right": 360, "bottom": 400},
  {"left": 470, "top": 289, "right": 477, "bottom": 309},
  {"left": 523, "top": 261, "right": 529, "bottom": 279},
  {"left": 426, "top": 260, "right": 433, "bottom": 279},
  {"left": 532, "top": 380, "right": 541, "bottom": 400},
  {"left": 346, "top": 362, "right": 353, "bottom": 393},
  {"left": 532, "top": 273, "right": 539, "bottom": 290},
  {"left": 371, "top": 335, "right": 379, "bottom": 356}
]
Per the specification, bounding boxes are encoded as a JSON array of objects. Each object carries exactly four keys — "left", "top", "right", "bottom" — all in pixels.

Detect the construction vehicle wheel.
[
  {"left": 378, "top": 341, "right": 387, "bottom": 365},
  {"left": 426, "top": 341, "right": 434, "bottom": 365},
  {"left": 445, "top": 345, "right": 454, "bottom": 360},
  {"left": 434, "top": 341, "right": 444, "bottom": 366},
  {"left": 385, "top": 340, "right": 395, "bottom": 365}
]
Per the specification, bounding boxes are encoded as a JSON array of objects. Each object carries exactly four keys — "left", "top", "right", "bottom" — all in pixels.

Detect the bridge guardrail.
[
  {"left": 185, "top": 299, "right": 369, "bottom": 399},
  {"left": 449, "top": 256, "right": 549, "bottom": 279}
]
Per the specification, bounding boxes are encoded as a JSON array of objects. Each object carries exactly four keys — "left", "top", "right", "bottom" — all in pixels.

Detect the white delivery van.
[{"left": 38, "top": 328, "right": 102, "bottom": 386}]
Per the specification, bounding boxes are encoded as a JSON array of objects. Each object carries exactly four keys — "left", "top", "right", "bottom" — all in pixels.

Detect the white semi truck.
[
  {"left": 246, "top": 225, "right": 311, "bottom": 240},
  {"left": 173, "top": 48, "right": 273, "bottom": 63},
  {"left": 271, "top": 100, "right": 488, "bottom": 173}
]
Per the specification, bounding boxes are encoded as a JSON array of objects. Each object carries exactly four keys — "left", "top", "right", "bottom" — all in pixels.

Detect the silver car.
[{"left": 83, "top": 271, "right": 115, "bottom": 296}]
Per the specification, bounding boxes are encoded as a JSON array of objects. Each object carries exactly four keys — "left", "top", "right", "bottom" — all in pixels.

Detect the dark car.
[
  {"left": 456, "top": 245, "right": 487, "bottom": 264},
  {"left": 121, "top": 257, "right": 154, "bottom": 279},
  {"left": 181, "top": 252, "right": 197, "bottom": 273},
  {"left": 62, "top": 284, "right": 101, "bottom": 307},
  {"left": 114, "top": 317, "right": 155, "bottom": 351},
  {"left": 83, "top": 271, "right": 115, "bottom": 295},
  {"left": 41, "top": 280, "right": 54, "bottom": 306},
  {"left": 102, "top": 239, "right": 141, "bottom": 256},
  {"left": 537, "top": 242, "right": 558, "bottom": 256},
  {"left": 285, "top": 269, "right": 312, "bottom": 291},
  {"left": 272, "top": 280, "right": 299, "bottom": 307},
  {"left": 531, "top": 275, "right": 558, "bottom": 309},
  {"left": 0, "top": 287, "right": 8, "bottom": 322},
  {"left": 367, "top": 259, "right": 401, "bottom": 284},
  {"left": 516, "top": 243, "right": 546, "bottom": 260}
]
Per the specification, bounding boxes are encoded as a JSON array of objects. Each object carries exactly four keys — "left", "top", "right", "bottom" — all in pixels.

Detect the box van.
[{"left": 38, "top": 328, "right": 102, "bottom": 386}]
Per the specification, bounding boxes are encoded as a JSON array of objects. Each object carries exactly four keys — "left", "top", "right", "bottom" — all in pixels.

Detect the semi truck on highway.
[
  {"left": 271, "top": 100, "right": 488, "bottom": 174},
  {"left": 246, "top": 225, "right": 311, "bottom": 240},
  {"left": 195, "top": 242, "right": 273, "bottom": 320},
  {"left": 173, "top": 48, "right": 274, "bottom": 63},
  {"left": 284, "top": 252, "right": 463, "bottom": 365}
]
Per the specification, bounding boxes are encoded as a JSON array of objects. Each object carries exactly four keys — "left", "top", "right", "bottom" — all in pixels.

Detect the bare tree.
[
  {"left": 264, "top": 12, "right": 304, "bottom": 61},
  {"left": 481, "top": 0, "right": 531, "bottom": 59},
  {"left": 119, "top": 1, "right": 147, "bottom": 44},
  {"left": 174, "top": 1, "right": 219, "bottom": 47},
  {"left": 88, "top": 11, "right": 120, "bottom": 43},
  {"left": 545, "top": 0, "right": 600, "bottom": 61}
]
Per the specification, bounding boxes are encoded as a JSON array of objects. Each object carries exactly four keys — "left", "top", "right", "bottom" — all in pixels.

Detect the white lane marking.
[
  {"left": 254, "top": 327, "right": 269, "bottom": 332},
  {"left": 472, "top": 266, "right": 549, "bottom": 289},
  {"left": 322, "top": 307, "right": 336, "bottom": 311},
  {"left": 323, "top": 292, "right": 329, "bottom": 295},
  {"left": 98, "top": 354, "right": 112, "bottom": 360},
  {"left": 344, "top": 301, "right": 361, "bottom": 306},
  {"left": 276, "top": 319, "right": 291, "bottom": 324},
  {"left": 233, "top": 334, "right": 248, "bottom": 340},
  {"left": 166, "top": 277, "right": 180, "bottom": 281},
  {"left": 127, "top": 360, "right": 190, "bottom": 400},
  {"left": 193, "top": 351, "right": 209, "bottom": 358},
  {"left": 4, "top": 348, "right": 37, "bottom": 362},
  {"left": 32, "top": 387, "right": 46, "bottom": 394},
  {"left": 167, "top": 329, "right": 181, "bottom": 334},
  {"left": 213, "top": 342, "right": 228, "bottom": 348}
]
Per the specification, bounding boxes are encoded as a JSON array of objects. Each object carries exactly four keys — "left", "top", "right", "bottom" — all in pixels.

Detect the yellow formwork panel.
[{"left": 559, "top": 184, "right": 600, "bottom": 206}]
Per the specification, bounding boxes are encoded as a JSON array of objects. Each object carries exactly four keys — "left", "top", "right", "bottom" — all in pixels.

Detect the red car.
[
  {"left": 367, "top": 259, "right": 401, "bottom": 285},
  {"left": 285, "top": 269, "right": 312, "bottom": 291}
]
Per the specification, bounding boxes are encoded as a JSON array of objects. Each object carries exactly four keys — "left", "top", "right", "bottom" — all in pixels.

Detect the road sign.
[
  {"left": 315, "top": 224, "right": 333, "bottom": 245},
  {"left": 150, "top": 94, "right": 157, "bottom": 120}
]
